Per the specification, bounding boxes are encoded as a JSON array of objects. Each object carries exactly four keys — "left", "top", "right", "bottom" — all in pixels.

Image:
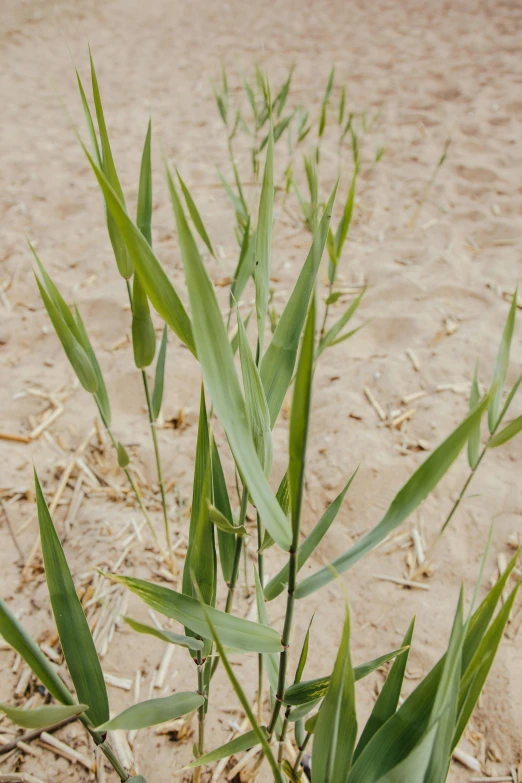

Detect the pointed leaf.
[
  {"left": 211, "top": 438, "right": 236, "bottom": 583},
  {"left": 260, "top": 184, "right": 338, "bottom": 426},
  {"left": 209, "top": 504, "right": 248, "bottom": 537},
  {"left": 123, "top": 615, "right": 203, "bottom": 651},
  {"left": 318, "top": 289, "right": 365, "bottom": 356},
  {"left": 312, "top": 601, "right": 356, "bottom": 782},
  {"left": 167, "top": 169, "right": 291, "bottom": 551},
  {"left": 254, "top": 128, "right": 274, "bottom": 353},
  {"left": 151, "top": 325, "right": 168, "bottom": 419},
  {"left": 265, "top": 468, "right": 358, "bottom": 601},
  {"left": 488, "top": 289, "right": 517, "bottom": 431},
  {"left": 137, "top": 119, "right": 153, "bottom": 246},
  {"left": 96, "top": 692, "right": 204, "bottom": 731},
  {"left": 35, "top": 471, "right": 109, "bottom": 727},
  {"left": 116, "top": 442, "right": 130, "bottom": 467},
  {"left": 289, "top": 296, "right": 315, "bottom": 535},
  {"left": 488, "top": 413, "right": 522, "bottom": 448},
  {"left": 468, "top": 364, "right": 481, "bottom": 468},
  {"left": 0, "top": 599, "right": 75, "bottom": 707},
  {"left": 131, "top": 275, "right": 156, "bottom": 368},
  {"left": 296, "top": 397, "right": 489, "bottom": 598},
  {"left": 354, "top": 618, "right": 415, "bottom": 760},
  {"left": 238, "top": 310, "right": 272, "bottom": 474},
  {"left": 80, "top": 143, "right": 195, "bottom": 353},
  {"left": 109, "top": 574, "right": 283, "bottom": 654},
  {"left": 185, "top": 728, "right": 265, "bottom": 768},
  {"left": 334, "top": 165, "right": 358, "bottom": 259},
  {"left": 73, "top": 306, "right": 111, "bottom": 426},
  {"left": 89, "top": 50, "right": 132, "bottom": 278},
  {"left": 254, "top": 568, "right": 280, "bottom": 694},
  {"left": 0, "top": 703, "right": 87, "bottom": 730},
  {"left": 177, "top": 171, "right": 215, "bottom": 257}
]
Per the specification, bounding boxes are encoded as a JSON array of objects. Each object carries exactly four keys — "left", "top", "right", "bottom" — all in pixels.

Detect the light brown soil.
[{"left": 1, "top": 0, "right": 521, "bottom": 781}]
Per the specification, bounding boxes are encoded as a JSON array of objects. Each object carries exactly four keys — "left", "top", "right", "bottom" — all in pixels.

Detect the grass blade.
[
  {"left": 265, "top": 467, "right": 358, "bottom": 600},
  {"left": 177, "top": 170, "right": 215, "bottom": 257},
  {"left": 151, "top": 325, "right": 168, "bottom": 419},
  {"left": 131, "top": 274, "right": 156, "bottom": 369},
  {"left": 122, "top": 616, "right": 204, "bottom": 651},
  {"left": 254, "top": 128, "right": 274, "bottom": 353},
  {"left": 488, "top": 413, "right": 522, "bottom": 447},
  {"left": 467, "top": 364, "right": 481, "bottom": 468},
  {"left": 318, "top": 288, "right": 365, "bottom": 356},
  {"left": 73, "top": 306, "right": 111, "bottom": 425},
  {"left": 295, "top": 397, "right": 489, "bottom": 598},
  {"left": 167, "top": 168, "right": 291, "bottom": 551},
  {"left": 109, "top": 574, "right": 283, "bottom": 654},
  {"left": 137, "top": 119, "right": 153, "bottom": 246},
  {"left": 96, "top": 693, "right": 204, "bottom": 731},
  {"left": 488, "top": 288, "right": 517, "bottom": 431},
  {"left": 260, "top": 183, "right": 338, "bottom": 426},
  {"left": 0, "top": 703, "right": 87, "bottom": 730},
  {"left": 312, "top": 600, "right": 356, "bottom": 783},
  {"left": 35, "top": 470, "right": 109, "bottom": 727},
  {"left": 185, "top": 728, "right": 265, "bottom": 768},
  {"left": 0, "top": 599, "right": 75, "bottom": 707},
  {"left": 211, "top": 437, "right": 236, "bottom": 583},
  {"left": 354, "top": 618, "right": 415, "bottom": 760},
  {"left": 209, "top": 504, "right": 248, "bottom": 537}
]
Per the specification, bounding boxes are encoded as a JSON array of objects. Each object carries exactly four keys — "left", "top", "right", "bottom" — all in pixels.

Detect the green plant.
[{"left": 1, "top": 55, "right": 520, "bottom": 783}]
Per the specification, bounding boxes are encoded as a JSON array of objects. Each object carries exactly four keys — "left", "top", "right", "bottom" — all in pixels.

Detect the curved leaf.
[
  {"left": 185, "top": 728, "right": 265, "bottom": 768},
  {"left": 123, "top": 616, "right": 203, "bottom": 651},
  {"left": 35, "top": 471, "right": 109, "bottom": 727},
  {"left": 295, "top": 397, "right": 489, "bottom": 598},
  {"left": 254, "top": 128, "right": 274, "bottom": 354},
  {"left": 177, "top": 170, "right": 215, "bottom": 257},
  {"left": 488, "top": 289, "right": 517, "bottom": 432},
  {"left": 488, "top": 413, "right": 522, "bottom": 448},
  {"left": 467, "top": 364, "right": 481, "bottom": 468},
  {"left": 0, "top": 703, "right": 87, "bottom": 730},
  {"left": 151, "top": 325, "right": 168, "bottom": 419},
  {"left": 167, "top": 169, "right": 291, "bottom": 551},
  {"left": 209, "top": 504, "right": 248, "bottom": 537},
  {"left": 96, "top": 692, "right": 203, "bottom": 731},
  {"left": 137, "top": 119, "right": 153, "bottom": 246},
  {"left": 108, "top": 574, "right": 283, "bottom": 654}
]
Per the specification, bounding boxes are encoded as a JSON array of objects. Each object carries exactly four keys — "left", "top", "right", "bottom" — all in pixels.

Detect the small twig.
[
  {"left": 0, "top": 498, "right": 24, "bottom": 560},
  {"left": 363, "top": 385, "right": 386, "bottom": 421},
  {"left": 373, "top": 573, "right": 430, "bottom": 590}
]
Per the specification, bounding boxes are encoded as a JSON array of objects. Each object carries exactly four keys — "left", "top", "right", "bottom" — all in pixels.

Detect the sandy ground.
[{"left": 1, "top": 0, "right": 521, "bottom": 780}]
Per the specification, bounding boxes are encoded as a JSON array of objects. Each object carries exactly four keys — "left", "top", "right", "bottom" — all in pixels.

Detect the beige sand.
[{"left": 0, "top": 0, "right": 521, "bottom": 780}]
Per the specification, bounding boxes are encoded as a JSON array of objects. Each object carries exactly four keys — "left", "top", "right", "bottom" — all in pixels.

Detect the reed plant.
[{"left": 1, "top": 54, "right": 521, "bottom": 783}]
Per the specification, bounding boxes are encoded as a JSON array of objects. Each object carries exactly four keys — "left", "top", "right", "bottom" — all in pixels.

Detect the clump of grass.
[{"left": 0, "top": 53, "right": 520, "bottom": 783}]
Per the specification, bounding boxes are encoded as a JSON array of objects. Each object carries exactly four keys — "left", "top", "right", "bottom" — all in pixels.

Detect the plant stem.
[
  {"left": 319, "top": 281, "right": 334, "bottom": 343},
  {"left": 141, "top": 369, "right": 171, "bottom": 558},
  {"left": 438, "top": 445, "right": 488, "bottom": 537},
  {"left": 194, "top": 650, "right": 206, "bottom": 783},
  {"left": 97, "top": 738, "right": 130, "bottom": 781},
  {"left": 293, "top": 731, "right": 311, "bottom": 774},
  {"left": 257, "top": 511, "right": 265, "bottom": 722},
  {"left": 125, "top": 279, "right": 171, "bottom": 556},
  {"left": 277, "top": 707, "right": 291, "bottom": 767}
]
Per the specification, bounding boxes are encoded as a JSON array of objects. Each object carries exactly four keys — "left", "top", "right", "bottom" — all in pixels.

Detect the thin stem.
[
  {"left": 194, "top": 650, "right": 206, "bottom": 783},
  {"left": 142, "top": 370, "right": 171, "bottom": 557},
  {"left": 438, "top": 445, "right": 487, "bottom": 537},
  {"left": 319, "top": 280, "right": 334, "bottom": 343},
  {"left": 267, "top": 544, "right": 296, "bottom": 736},
  {"left": 293, "top": 731, "right": 311, "bottom": 774},
  {"left": 257, "top": 511, "right": 265, "bottom": 722},
  {"left": 97, "top": 739, "right": 130, "bottom": 781},
  {"left": 277, "top": 707, "right": 291, "bottom": 767}
]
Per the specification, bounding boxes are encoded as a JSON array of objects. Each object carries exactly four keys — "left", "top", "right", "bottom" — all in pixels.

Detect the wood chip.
[
  {"left": 406, "top": 349, "right": 420, "bottom": 371},
  {"left": 29, "top": 406, "right": 64, "bottom": 440},
  {"left": 103, "top": 673, "right": 133, "bottom": 691},
  {"left": 0, "top": 432, "right": 31, "bottom": 444},
  {"left": 373, "top": 574, "right": 430, "bottom": 590},
  {"left": 39, "top": 731, "right": 93, "bottom": 770},
  {"left": 363, "top": 386, "right": 386, "bottom": 421},
  {"left": 391, "top": 408, "right": 416, "bottom": 429},
  {"left": 452, "top": 746, "right": 481, "bottom": 772}
]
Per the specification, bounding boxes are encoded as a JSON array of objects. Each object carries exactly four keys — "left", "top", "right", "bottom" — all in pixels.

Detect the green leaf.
[
  {"left": 177, "top": 170, "right": 215, "bottom": 257},
  {"left": 260, "top": 183, "right": 338, "bottom": 427},
  {"left": 128, "top": 778, "right": 147, "bottom": 782},
  {"left": 35, "top": 470, "right": 109, "bottom": 728},
  {"left": 354, "top": 618, "right": 415, "bottom": 760},
  {"left": 325, "top": 291, "right": 343, "bottom": 306},
  {"left": 122, "top": 615, "right": 203, "bottom": 651},
  {"left": 265, "top": 467, "right": 358, "bottom": 601},
  {"left": 185, "top": 728, "right": 265, "bottom": 768},
  {"left": 209, "top": 504, "right": 249, "bottom": 537},
  {"left": 96, "top": 692, "right": 204, "bottom": 731},
  {"left": 73, "top": 306, "right": 111, "bottom": 426},
  {"left": 131, "top": 275, "right": 156, "bottom": 369},
  {"left": 318, "top": 289, "right": 366, "bottom": 356},
  {"left": 238, "top": 310, "right": 272, "bottom": 475},
  {"left": 116, "top": 442, "right": 130, "bottom": 467},
  {"left": 80, "top": 143, "right": 195, "bottom": 354},
  {"left": 467, "top": 364, "right": 481, "bottom": 468},
  {"left": 75, "top": 68, "right": 101, "bottom": 167},
  {"left": 0, "top": 703, "right": 87, "bottom": 730},
  {"left": 109, "top": 574, "right": 284, "bottom": 654},
  {"left": 284, "top": 646, "right": 409, "bottom": 706},
  {"left": 488, "top": 289, "right": 517, "bottom": 432},
  {"left": 34, "top": 273, "right": 97, "bottom": 394},
  {"left": 230, "top": 221, "right": 254, "bottom": 307},
  {"left": 217, "top": 168, "right": 248, "bottom": 224},
  {"left": 334, "top": 165, "right": 358, "bottom": 259},
  {"left": 254, "top": 128, "right": 274, "bottom": 353},
  {"left": 137, "top": 119, "right": 153, "bottom": 246},
  {"left": 259, "top": 471, "right": 290, "bottom": 554},
  {"left": 488, "top": 413, "right": 522, "bottom": 448},
  {"left": 167, "top": 168, "right": 291, "bottom": 551},
  {"left": 295, "top": 397, "right": 489, "bottom": 598},
  {"left": 89, "top": 50, "right": 132, "bottom": 279},
  {"left": 211, "top": 437, "right": 236, "bottom": 583},
  {"left": 0, "top": 599, "right": 75, "bottom": 707},
  {"left": 183, "top": 386, "right": 216, "bottom": 615},
  {"left": 312, "top": 601, "right": 356, "bottom": 782},
  {"left": 497, "top": 370, "right": 522, "bottom": 427},
  {"left": 295, "top": 614, "right": 314, "bottom": 684},
  {"left": 151, "top": 325, "right": 168, "bottom": 420},
  {"left": 254, "top": 568, "right": 280, "bottom": 694},
  {"left": 454, "top": 579, "right": 520, "bottom": 748},
  {"left": 289, "top": 295, "right": 315, "bottom": 538},
  {"left": 289, "top": 698, "right": 321, "bottom": 723},
  {"left": 273, "top": 65, "right": 294, "bottom": 118}
]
